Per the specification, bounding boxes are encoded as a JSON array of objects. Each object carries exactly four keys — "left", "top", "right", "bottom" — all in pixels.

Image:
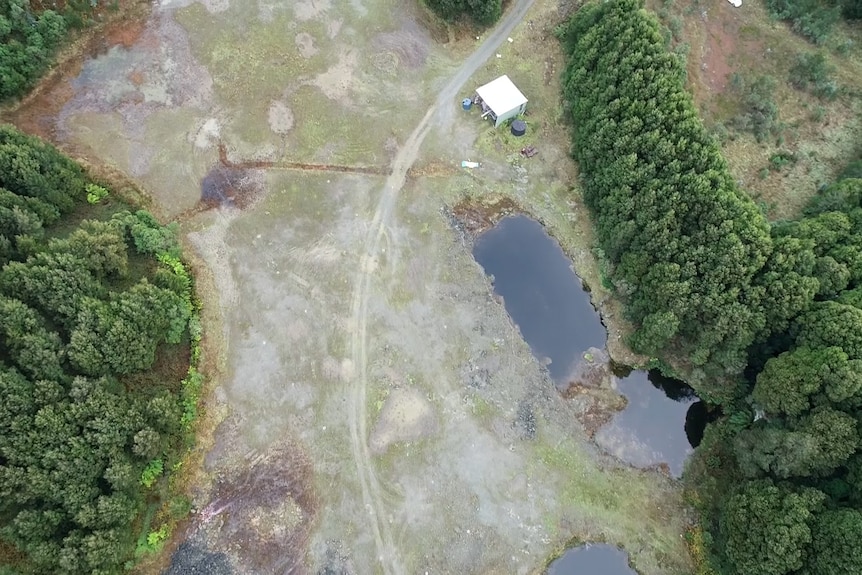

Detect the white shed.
[{"left": 475, "top": 75, "right": 528, "bottom": 128}]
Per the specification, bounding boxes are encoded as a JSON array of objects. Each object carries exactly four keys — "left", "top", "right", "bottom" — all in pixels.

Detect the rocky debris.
[
  {"left": 515, "top": 401, "right": 537, "bottom": 439},
  {"left": 165, "top": 541, "right": 234, "bottom": 575},
  {"left": 559, "top": 347, "right": 612, "bottom": 396}
]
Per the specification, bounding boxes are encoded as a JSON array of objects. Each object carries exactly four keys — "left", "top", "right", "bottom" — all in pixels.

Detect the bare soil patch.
[
  {"left": 450, "top": 194, "right": 523, "bottom": 236},
  {"left": 200, "top": 165, "right": 264, "bottom": 210},
  {"left": 702, "top": 9, "right": 738, "bottom": 93},
  {"left": 294, "top": 32, "right": 319, "bottom": 59},
  {"left": 194, "top": 439, "right": 318, "bottom": 574},
  {"left": 372, "top": 17, "right": 432, "bottom": 69}
]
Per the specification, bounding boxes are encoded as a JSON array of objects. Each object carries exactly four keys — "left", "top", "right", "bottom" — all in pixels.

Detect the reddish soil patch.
[
  {"left": 196, "top": 441, "right": 319, "bottom": 574},
  {"left": 102, "top": 17, "right": 147, "bottom": 50},
  {"left": 200, "top": 165, "right": 262, "bottom": 210},
  {"left": 689, "top": 3, "right": 768, "bottom": 99},
  {"left": 128, "top": 69, "right": 146, "bottom": 87},
  {"left": 703, "top": 12, "right": 737, "bottom": 93},
  {"left": 217, "top": 142, "right": 388, "bottom": 176}
]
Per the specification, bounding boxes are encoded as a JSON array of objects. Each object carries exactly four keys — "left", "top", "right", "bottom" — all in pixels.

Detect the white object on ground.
[
  {"left": 507, "top": 37, "right": 513, "bottom": 42},
  {"left": 496, "top": 53, "right": 502, "bottom": 58},
  {"left": 728, "top": 0, "right": 741, "bottom": 6},
  {"left": 461, "top": 161, "right": 480, "bottom": 169}
]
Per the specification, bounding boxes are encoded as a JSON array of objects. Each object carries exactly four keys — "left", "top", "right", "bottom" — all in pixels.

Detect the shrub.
[
  {"left": 790, "top": 52, "right": 838, "bottom": 100},
  {"left": 140, "top": 458, "right": 164, "bottom": 488},
  {"left": 86, "top": 183, "right": 109, "bottom": 204},
  {"left": 766, "top": 0, "right": 841, "bottom": 44}
]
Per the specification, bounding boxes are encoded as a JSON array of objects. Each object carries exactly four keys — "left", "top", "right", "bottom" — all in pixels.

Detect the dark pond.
[
  {"left": 473, "top": 214, "right": 607, "bottom": 381},
  {"left": 595, "top": 369, "right": 698, "bottom": 477},
  {"left": 473, "top": 214, "right": 703, "bottom": 476},
  {"left": 547, "top": 544, "right": 635, "bottom": 575}
]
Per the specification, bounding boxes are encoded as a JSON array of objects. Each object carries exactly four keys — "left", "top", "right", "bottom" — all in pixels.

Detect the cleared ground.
[{"left": 2, "top": 0, "right": 696, "bottom": 573}]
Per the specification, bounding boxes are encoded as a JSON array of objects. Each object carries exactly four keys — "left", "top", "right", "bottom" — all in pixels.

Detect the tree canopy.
[
  {"left": 559, "top": 0, "right": 783, "bottom": 386},
  {"left": 0, "top": 126, "right": 198, "bottom": 574},
  {"left": 558, "top": 3, "right": 862, "bottom": 573},
  {"left": 424, "top": 0, "right": 502, "bottom": 26}
]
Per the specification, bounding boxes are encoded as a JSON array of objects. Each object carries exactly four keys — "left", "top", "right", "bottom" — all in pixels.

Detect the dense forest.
[
  {"left": 0, "top": 125, "right": 201, "bottom": 574},
  {"left": 424, "top": 0, "right": 502, "bottom": 27},
  {"left": 559, "top": 1, "right": 862, "bottom": 573},
  {"left": 0, "top": 0, "right": 67, "bottom": 101}
]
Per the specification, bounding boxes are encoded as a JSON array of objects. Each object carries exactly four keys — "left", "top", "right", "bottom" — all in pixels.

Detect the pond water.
[
  {"left": 472, "top": 214, "right": 606, "bottom": 381},
  {"left": 473, "top": 214, "right": 701, "bottom": 476},
  {"left": 596, "top": 369, "right": 698, "bottom": 477},
  {"left": 547, "top": 544, "right": 635, "bottom": 575}
]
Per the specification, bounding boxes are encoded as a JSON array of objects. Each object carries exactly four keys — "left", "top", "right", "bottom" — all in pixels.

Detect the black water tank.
[{"left": 511, "top": 119, "right": 527, "bottom": 137}]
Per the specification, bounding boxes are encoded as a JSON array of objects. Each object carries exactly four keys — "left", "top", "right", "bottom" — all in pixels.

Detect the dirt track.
[
  {"left": 3, "top": 0, "right": 696, "bottom": 572},
  {"left": 347, "top": 2, "right": 535, "bottom": 571}
]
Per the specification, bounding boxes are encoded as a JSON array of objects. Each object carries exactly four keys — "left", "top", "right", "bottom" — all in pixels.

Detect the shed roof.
[{"left": 475, "top": 75, "right": 528, "bottom": 115}]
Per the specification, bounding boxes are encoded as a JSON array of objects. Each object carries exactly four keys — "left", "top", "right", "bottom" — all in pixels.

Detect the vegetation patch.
[
  {"left": 559, "top": 0, "right": 785, "bottom": 394},
  {"left": 0, "top": 125, "right": 202, "bottom": 574},
  {"left": 423, "top": 0, "right": 503, "bottom": 27},
  {"left": 559, "top": 3, "right": 862, "bottom": 573}
]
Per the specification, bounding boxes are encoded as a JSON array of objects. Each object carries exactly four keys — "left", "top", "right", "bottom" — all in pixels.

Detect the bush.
[
  {"left": 85, "top": 183, "right": 109, "bottom": 204},
  {"left": 766, "top": 0, "right": 841, "bottom": 44},
  {"left": 140, "top": 459, "right": 164, "bottom": 488},
  {"left": 790, "top": 52, "right": 838, "bottom": 100},
  {"left": 730, "top": 74, "right": 782, "bottom": 142}
]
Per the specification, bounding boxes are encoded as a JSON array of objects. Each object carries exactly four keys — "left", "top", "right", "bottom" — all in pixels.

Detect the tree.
[
  {"left": 719, "top": 480, "right": 824, "bottom": 575},
  {"left": 734, "top": 408, "right": 857, "bottom": 479},
  {"left": 0, "top": 295, "right": 65, "bottom": 382},
  {"left": 796, "top": 302, "right": 862, "bottom": 359},
  {"left": 752, "top": 346, "right": 862, "bottom": 416},
  {"left": 559, "top": 0, "right": 774, "bottom": 380},
  {"left": 424, "top": 0, "right": 502, "bottom": 25},
  {"left": 0, "top": 251, "right": 105, "bottom": 331},
  {"left": 68, "top": 280, "right": 188, "bottom": 376},
  {"left": 802, "top": 508, "right": 862, "bottom": 575}
]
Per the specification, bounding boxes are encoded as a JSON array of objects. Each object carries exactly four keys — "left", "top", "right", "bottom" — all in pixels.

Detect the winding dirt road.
[{"left": 347, "top": 1, "right": 536, "bottom": 573}]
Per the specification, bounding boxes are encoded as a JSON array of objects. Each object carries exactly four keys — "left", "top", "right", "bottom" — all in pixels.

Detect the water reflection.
[
  {"left": 472, "top": 214, "right": 704, "bottom": 475},
  {"left": 595, "top": 369, "right": 698, "bottom": 477},
  {"left": 472, "top": 215, "right": 606, "bottom": 382},
  {"left": 547, "top": 544, "right": 634, "bottom": 575}
]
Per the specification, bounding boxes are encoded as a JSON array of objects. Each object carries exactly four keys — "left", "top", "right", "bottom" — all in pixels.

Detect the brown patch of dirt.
[
  {"left": 406, "top": 162, "right": 460, "bottom": 178},
  {"left": 450, "top": 194, "right": 523, "bottom": 235},
  {"left": 372, "top": 17, "right": 432, "bottom": 69},
  {"left": 128, "top": 69, "right": 146, "bottom": 87},
  {"left": 677, "top": 2, "right": 765, "bottom": 102},
  {"left": 197, "top": 441, "right": 319, "bottom": 574},
  {"left": 101, "top": 17, "right": 147, "bottom": 50},
  {"left": 702, "top": 11, "right": 738, "bottom": 93},
  {"left": 217, "top": 142, "right": 388, "bottom": 176},
  {"left": 200, "top": 164, "right": 263, "bottom": 211}
]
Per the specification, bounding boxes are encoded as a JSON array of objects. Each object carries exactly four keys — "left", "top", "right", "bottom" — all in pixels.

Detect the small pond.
[
  {"left": 547, "top": 544, "right": 635, "bottom": 575},
  {"left": 473, "top": 214, "right": 606, "bottom": 381},
  {"left": 595, "top": 369, "right": 698, "bottom": 477},
  {"left": 473, "top": 214, "right": 701, "bottom": 475}
]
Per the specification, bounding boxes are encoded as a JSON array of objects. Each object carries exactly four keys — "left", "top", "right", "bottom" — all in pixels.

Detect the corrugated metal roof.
[{"left": 475, "top": 75, "right": 528, "bottom": 115}]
